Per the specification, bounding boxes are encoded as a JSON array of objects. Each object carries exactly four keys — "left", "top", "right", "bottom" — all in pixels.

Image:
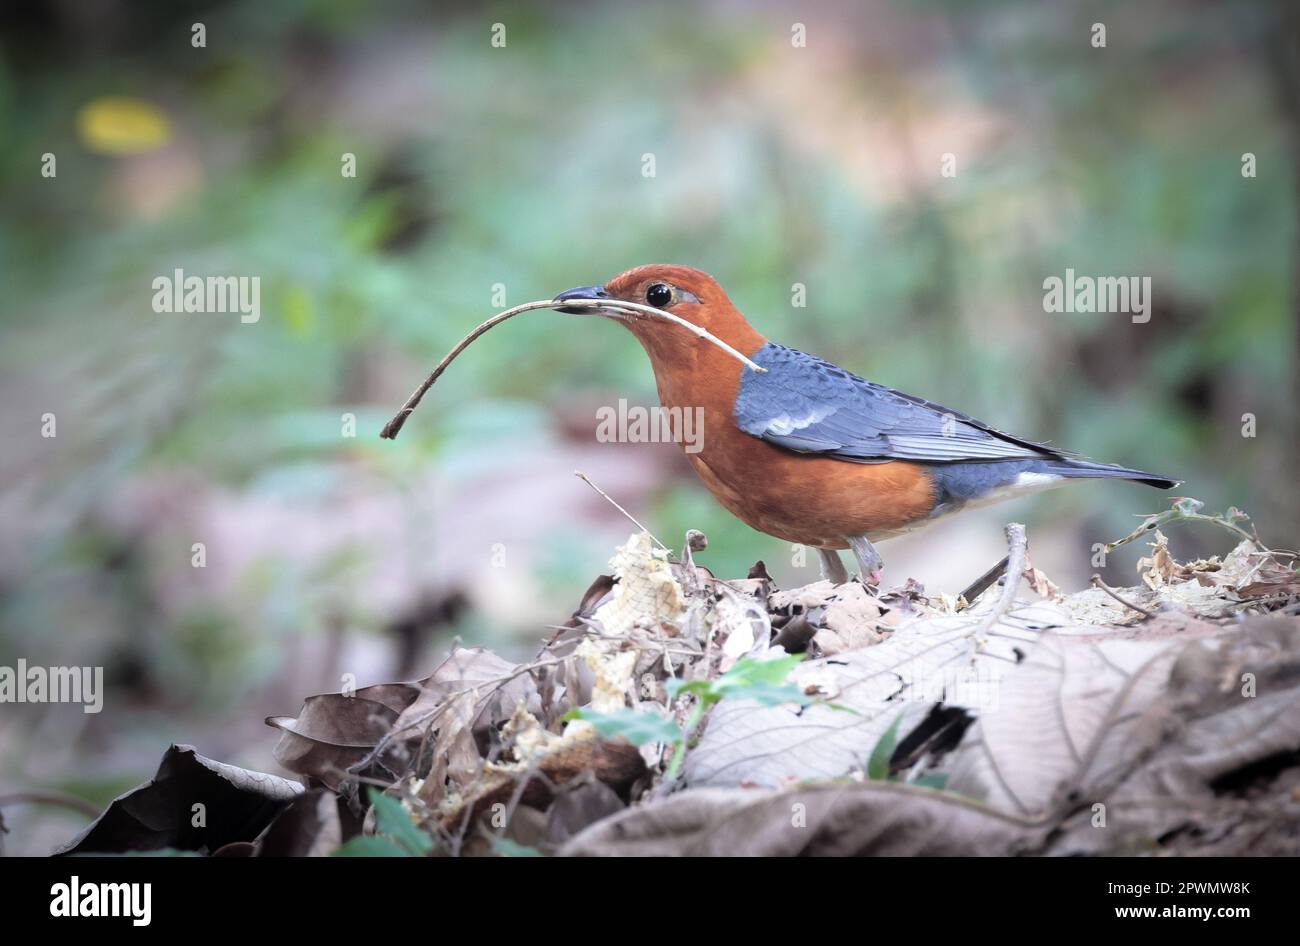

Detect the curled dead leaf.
[{"left": 57, "top": 745, "right": 302, "bottom": 856}]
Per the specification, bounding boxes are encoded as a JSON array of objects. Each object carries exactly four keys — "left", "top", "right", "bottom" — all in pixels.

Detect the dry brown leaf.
[
  {"left": 545, "top": 780, "right": 626, "bottom": 846},
  {"left": 1236, "top": 579, "right": 1300, "bottom": 599},
  {"left": 1023, "top": 562, "right": 1062, "bottom": 600},
  {"left": 1138, "top": 529, "right": 1184, "bottom": 589},
  {"left": 437, "top": 736, "right": 645, "bottom": 831},
  {"left": 268, "top": 686, "right": 418, "bottom": 789},
  {"left": 814, "top": 582, "right": 888, "bottom": 655},
  {"left": 768, "top": 579, "right": 839, "bottom": 613},
  {"left": 561, "top": 782, "right": 1034, "bottom": 856},
  {"left": 256, "top": 788, "right": 348, "bottom": 857},
  {"left": 57, "top": 744, "right": 303, "bottom": 855},
  {"left": 1044, "top": 617, "right": 1300, "bottom": 854},
  {"left": 393, "top": 647, "right": 537, "bottom": 742}
]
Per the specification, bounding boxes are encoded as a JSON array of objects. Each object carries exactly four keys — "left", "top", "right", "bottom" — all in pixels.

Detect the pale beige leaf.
[{"left": 686, "top": 599, "right": 1063, "bottom": 787}]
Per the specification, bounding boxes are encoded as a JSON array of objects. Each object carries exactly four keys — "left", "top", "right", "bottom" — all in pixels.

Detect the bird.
[{"left": 554, "top": 264, "right": 1179, "bottom": 586}]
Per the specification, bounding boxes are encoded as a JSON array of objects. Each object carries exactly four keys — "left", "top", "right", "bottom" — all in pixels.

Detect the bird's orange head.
[{"left": 554, "top": 264, "right": 767, "bottom": 368}]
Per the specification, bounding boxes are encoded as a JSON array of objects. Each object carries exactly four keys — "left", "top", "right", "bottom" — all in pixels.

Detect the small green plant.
[
  {"left": 566, "top": 654, "right": 812, "bottom": 786},
  {"left": 865, "top": 712, "right": 948, "bottom": 790},
  {"left": 566, "top": 706, "right": 685, "bottom": 745},
  {"left": 332, "top": 787, "right": 433, "bottom": 857},
  {"left": 866, "top": 712, "right": 903, "bottom": 781},
  {"left": 1105, "top": 498, "right": 1261, "bottom": 554}
]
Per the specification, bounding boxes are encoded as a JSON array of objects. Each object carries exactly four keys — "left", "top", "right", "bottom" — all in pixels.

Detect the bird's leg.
[
  {"left": 847, "top": 536, "right": 885, "bottom": 587},
  {"left": 817, "top": 548, "right": 850, "bottom": 585}
]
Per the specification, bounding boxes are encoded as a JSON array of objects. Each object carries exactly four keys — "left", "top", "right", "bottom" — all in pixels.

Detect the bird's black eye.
[{"left": 645, "top": 283, "right": 673, "bottom": 308}]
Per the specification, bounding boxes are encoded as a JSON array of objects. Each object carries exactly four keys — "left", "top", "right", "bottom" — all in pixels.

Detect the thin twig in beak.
[
  {"left": 580, "top": 298, "right": 767, "bottom": 375},
  {"left": 379, "top": 297, "right": 765, "bottom": 439}
]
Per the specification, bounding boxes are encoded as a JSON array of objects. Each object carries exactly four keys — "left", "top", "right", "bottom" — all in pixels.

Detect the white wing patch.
[
  {"left": 766, "top": 406, "right": 835, "bottom": 435},
  {"left": 1014, "top": 472, "right": 1062, "bottom": 489}
]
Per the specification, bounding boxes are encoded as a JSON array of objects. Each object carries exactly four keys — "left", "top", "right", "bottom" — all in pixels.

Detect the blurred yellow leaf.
[
  {"left": 283, "top": 284, "right": 316, "bottom": 338},
  {"left": 77, "top": 97, "right": 171, "bottom": 155}
]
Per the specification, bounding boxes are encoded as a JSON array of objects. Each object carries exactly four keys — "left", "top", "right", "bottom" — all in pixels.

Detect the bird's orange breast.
[
  {"left": 636, "top": 333, "right": 937, "bottom": 549},
  {"left": 684, "top": 414, "right": 938, "bottom": 548}
]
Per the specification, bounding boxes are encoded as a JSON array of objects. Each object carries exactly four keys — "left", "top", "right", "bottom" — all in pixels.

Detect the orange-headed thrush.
[{"left": 555, "top": 264, "right": 1179, "bottom": 584}]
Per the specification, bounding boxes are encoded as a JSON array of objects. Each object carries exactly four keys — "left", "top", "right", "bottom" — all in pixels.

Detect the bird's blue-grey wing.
[{"left": 734, "top": 343, "right": 1063, "bottom": 463}]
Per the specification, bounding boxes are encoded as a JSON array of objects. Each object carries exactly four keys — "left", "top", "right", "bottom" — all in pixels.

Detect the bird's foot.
[{"left": 848, "top": 536, "right": 884, "bottom": 588}]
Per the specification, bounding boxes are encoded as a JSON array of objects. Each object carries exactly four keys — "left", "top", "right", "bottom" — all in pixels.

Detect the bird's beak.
[{"left": 553, "top": 284, "right": 613, "bottom": 315}]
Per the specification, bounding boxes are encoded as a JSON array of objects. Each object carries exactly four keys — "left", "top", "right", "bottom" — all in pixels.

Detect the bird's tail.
[{"left": 1039, "top": 458, "right": 1181, "bottom": 490}]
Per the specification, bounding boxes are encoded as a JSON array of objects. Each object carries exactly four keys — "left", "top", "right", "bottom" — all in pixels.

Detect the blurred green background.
[{"left": 0, "top": 0, "right": 1296, "bottom": 853}]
